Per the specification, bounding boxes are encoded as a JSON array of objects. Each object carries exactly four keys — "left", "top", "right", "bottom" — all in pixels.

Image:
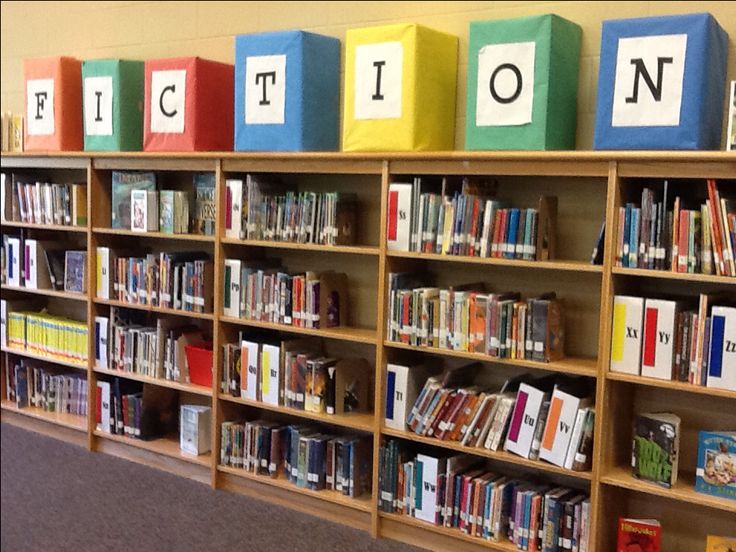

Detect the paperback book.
[
  {"left": 631, "top": 412, "right": 680, "bottom": 488},
  {"left": 616, "top": 518, "right": 661, "bottom": 552},
  {"left": 696, "top": 430, "right": 736, "bottom": 502}
]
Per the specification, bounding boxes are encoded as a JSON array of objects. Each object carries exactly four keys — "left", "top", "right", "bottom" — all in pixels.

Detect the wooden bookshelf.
[
  {"left": 220, "top": 314, "right": 377, "bottom": 344},
  {"left": 93, "top": 367, "right": 213, "bottom": 397},
  {"left": 381, "top": 426, "right": 593, "bottom": 481},
  {"left": 4, "top": 347, "right": 88, "bottom": 370},
  {"left": 1, "top": 399, "right": 87, "bottom": 432},
  {"left": 94, "top": 298, "right": 215, "bottom": 321},
  {"left": 600, "top": 466, "right": 736, "bottom": 514},
  {"left": 217, "top": 464, "right": 373, "bottom": 512},
  {"left": 384, "top": 341, "right": 598, "bottom": 377},
  {"left": 93, "top": 430, "right": 211, "bottom": 467},
  {"left": 1, "top": 151, "right": 734, "bottom": 551},
  {"left": 219, "top": 393, "right": 374, "bottom": 432},
  {"left": 0, "top": 221, "right": 87, "bottom": 232},
  {"left": 1, "top": 284, "right": 87, "bottom": 301},
  {"left": 93, "top": 227, "right": 216, "bottom": 242}
]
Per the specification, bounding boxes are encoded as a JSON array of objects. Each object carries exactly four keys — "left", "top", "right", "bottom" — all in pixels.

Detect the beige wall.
[{"left": 2, "top": 1, "right": 735, "bottom": 149}]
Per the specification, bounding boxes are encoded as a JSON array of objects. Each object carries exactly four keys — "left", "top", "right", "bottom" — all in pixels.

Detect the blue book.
[
  {"left": 622, "top": 204, "right": 632, "bottom": 268},
  {"left": 505, "top": 208, "right": 520, "bottom": 259},
  {"left": 695, "top": 430, "right": 736, "bottom": 502},
  {"left": 385, "top": 370, "right": 396, "bottom": 421}
]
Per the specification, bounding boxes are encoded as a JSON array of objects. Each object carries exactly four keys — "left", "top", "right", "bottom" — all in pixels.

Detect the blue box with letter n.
[
  {"left": 234, "top": 30, "right": 340, "bottom": 151},
  {"left": 594, "top": 13, "right": 728, "bottom": 150}
]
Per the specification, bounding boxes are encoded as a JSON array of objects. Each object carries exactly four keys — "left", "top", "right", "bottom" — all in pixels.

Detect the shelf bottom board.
[
  {"left": 1, "top": 400, "right": 87, "bottom": 431},
  {"left": 218, "top": 468, "right": 371, "bottom": 532},
  {"left": 379, "top": 512, "right": 518, "bottom": 552}
]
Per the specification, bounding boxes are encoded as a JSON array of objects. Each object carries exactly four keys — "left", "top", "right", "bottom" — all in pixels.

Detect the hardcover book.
[
  {"left": 193, "top": 173, "right": 216, "bottom": 236},
  {"left": 64, "top": 250, "right": 87, "bottom": 294},
  {"left": 632, "top": 412, "right": 680, "bottom": 488},
  {"left": 111, "top": 171, "right": 156, "bottom": 229},
  {"left": 696, "top": 430, "right": 736, "bottom": 502},
  {"left": 616, "top": 518, "right": 661, "bottom": 552}
]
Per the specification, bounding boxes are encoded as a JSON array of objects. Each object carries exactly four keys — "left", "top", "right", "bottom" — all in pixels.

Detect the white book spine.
[{"left": 640, "top": 299, "right": 678, "bottom": 380}]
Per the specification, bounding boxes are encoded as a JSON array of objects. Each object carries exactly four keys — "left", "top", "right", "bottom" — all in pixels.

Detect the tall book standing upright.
[
  {"left": 641, "top": 299, "right": 680, "bottom": 380},
  {"left": 610, "top": 295, "right": 645, "bottom": 375},
  {"left": 707, "top": 306, "right": 736, "bottom": 391}
]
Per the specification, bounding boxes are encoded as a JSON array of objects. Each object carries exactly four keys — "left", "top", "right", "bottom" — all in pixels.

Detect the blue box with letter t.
[
  {"left": 594, "top": 12, "right": 729, "bottom": 150},
  {"left": 234, "top": 30, "right": 340, "bottom": 151}
]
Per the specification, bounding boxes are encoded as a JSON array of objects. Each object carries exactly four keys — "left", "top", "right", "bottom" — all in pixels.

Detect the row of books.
[
  {"left": 95, "top": 378, "right": 178, "bottom": 440},
  {"left": 125, "top": 188, "right": 190, "bottom": 233},
  {"left": 5, "top": 360, "right": 88, "bottom": 416},
  {"left": 221, "top": 334, "right": 370, "bottom": 415},
  {"left": 387, "top": 364, "right": 594, "bottom": 471},
  {"left": 615, "top": 180, "right": 735, "bottom": 277},
  {"left": 223, "top": 259, "right": 348, "bottom": 329},
  {"left": 379, "top": 439, "right": 592, "bottom": 551},
  {"left": 388, "top": 273, "right": 565, "bottom": 362},
  {"left": 1, "top": 174, "right": 86, "bottom": 226},
  {"left": 225, "top": 177, "right": 357, "bottom": 246},
  {"left": 1, "top": 112, "right": 23, "bottom": 152},
  {"left": 611, "top": 294, "right": 735, "bottom": 391},
  {"left": 3, "top": 305, "right": 88, "bottom": 365},
  {"left": 220, "top": 420, "right": 372, "bottom": 498},
  {"left": 3, "top": 237, "right": 87, "bottom": 293},
  {"left": 387, "top": 177, "right": 556, "bottom": 261},
  {"left": 110, "top": 171, "right": 215, "bottom": 235},
  {"left": 96, "top": 247, "right": 214, "bottom": 314},
  {"left": 96, "top": 309, "right": 206, "bottom": 384}
]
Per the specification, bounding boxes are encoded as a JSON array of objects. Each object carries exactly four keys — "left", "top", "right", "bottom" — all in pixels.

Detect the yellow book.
[{"left": 706, "top": 535, "right": 736, "bottom": 552}]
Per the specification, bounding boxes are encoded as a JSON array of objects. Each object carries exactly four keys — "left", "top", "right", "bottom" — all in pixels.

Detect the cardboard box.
[
  {"left": 234, "top": 30, "right": 340, "bottom": 151},
  {"left": 24, "top": 57, "right": 82, "bottom": 151},
  {"left": 594, "top": 12, "right": 729, "bottom": 150},
  {"left": 465, "top": 14, "right": 581, "bottom": 151},
  {"left": 342, "top": 23, "right": 458, "bottom": 151},
  {"left": 144, "top": 57, "right": 234, "bottom": 151},
  {"left": 82, "top": 59, "right": 144, "bottom": 151}
]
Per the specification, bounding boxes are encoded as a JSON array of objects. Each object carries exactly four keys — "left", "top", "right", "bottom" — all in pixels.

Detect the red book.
[
  {"left": 616, "top": 518, "right": 661, "bottom": 552},
  {"left": 387, "top": 190, "right": 398, "bottom": 241},
  {"left": 642, "top": 307, "right": 658, "bottom": 368}
]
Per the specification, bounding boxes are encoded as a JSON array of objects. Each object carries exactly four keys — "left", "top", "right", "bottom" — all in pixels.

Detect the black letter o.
[{"left": 489, "top": 63, "right": 522, "bottom": 104}]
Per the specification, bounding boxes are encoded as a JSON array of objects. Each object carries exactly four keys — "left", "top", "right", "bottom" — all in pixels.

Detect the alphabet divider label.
[
  {"left": 26, "top": 78, "right": 55, "bottom": 136},
  {"left": 475, "top": 41, "right": 535, "bottom": 127},
  {"left": 245, "top": 54, "right": 286, "bottom": 125},
  {"left": 354, "top": 41, "right": 403, "bottom": 120},
  {"left": 611, "top": 34, "right": 687, "bottom": 127},
  {"left": 150, "top": 69, "right": 186, "bottom": 133},
  {"left": 84, "top": 76, "right": 113, "bottom": 136}
]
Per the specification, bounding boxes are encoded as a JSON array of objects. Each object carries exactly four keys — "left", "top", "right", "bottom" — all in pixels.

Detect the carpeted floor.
[{"left": 0, "top": 423, "right": 425, "bottom": 552}]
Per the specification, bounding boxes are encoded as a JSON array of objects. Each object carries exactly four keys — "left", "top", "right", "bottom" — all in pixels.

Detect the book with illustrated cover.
[
  {"left": 111, "top": 171, "right": 156, "bottom": 229},
  {"left": 130, "top": 189, "right": 159, "bottom": 232},
  {"left": 632, "top": 412, "right": 680, "bottom": 488},
  {"left": 64, "top": 250, "right": 87, "bottom": 294},
  {"left": 706, "top": 535, "right": 736, "bottom": 552},
  {"left": 616, "top": 518, "right": 661, "bottom": 552},
  {"left": 159, "top": 190, "right": 174, "bottom": 234},
  {"left": 193, "top": 173, "right": 216, "bottom": 236},
  {"left": 696, "top": 431, "right": 736, "bottom": 502}
]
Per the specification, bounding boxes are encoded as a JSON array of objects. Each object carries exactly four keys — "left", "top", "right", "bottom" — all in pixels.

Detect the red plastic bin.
[{"left": 185, "top": 342, "right": 213, "bottom": 388}]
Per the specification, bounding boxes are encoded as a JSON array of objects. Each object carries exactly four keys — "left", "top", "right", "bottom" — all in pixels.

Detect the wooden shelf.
[
  {"left": 93, "top": 367, "right": 213, "bottom": 397},
  {"left": 6, "top": 151, "right": 735, "bottom": 552},
  {"left": 606, "top": 371, "right": 736, "bottom": 400},
  {"left": 381, "top": 427, "right": 593, "bottom": 481},
  {"left": 387, "top": 251, "right": 603, "bottom": 273},
  {"left": 94, "top": 298, "right": 215, "bottom": 321},
  {"left": 601, "top": 466, "right": 736, "bottom": 514},
  {"left": 221, "top": 237, "right": 379, "bottom": 256},
  {"left": 0, "top": 221, "right": 87, "bottom": 232},
  {"left": 379, "top": 512, "right": 519, "bottom": 551},
  {"left": 93, "top": 227, "right": 215, "bottom": 242},
  {"left": 1, "top": 400, "right": 87, "bottom": 432},
  {"left": 3, "top": 347, "right": 87, "bottom": 370},
  {"left": 219, "top": 393, "right": 374, "bottom": 433},
  {"left": 1, "top": 284, "right": 87, "bottom": 301},
  {"left": 220, "top": 315, "right": 377, "bottom": 344},
  {"left": 217, "top": 464, "right": 372, "bottom": 512},
  {"left": 612, "top": 266, "right": 736, "bottom": 285},
  {"left": 384, "top": 341, "right": 598, "bottom": 377},
  {"left": 93, "top": 430, "right": 211, "bottom": 467}
]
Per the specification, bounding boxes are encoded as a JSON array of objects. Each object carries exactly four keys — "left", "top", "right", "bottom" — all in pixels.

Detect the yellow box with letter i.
[{"left": 342, "top": 23, "right": 458, "bottom": 152}]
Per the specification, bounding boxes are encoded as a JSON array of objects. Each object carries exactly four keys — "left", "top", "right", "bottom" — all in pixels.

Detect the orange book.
[
  {"left": 616, "top": 518, "right": 661, "bottom": 552},
  {"left": 706, "top": 535, "right": 736, "bottom": 552}
]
